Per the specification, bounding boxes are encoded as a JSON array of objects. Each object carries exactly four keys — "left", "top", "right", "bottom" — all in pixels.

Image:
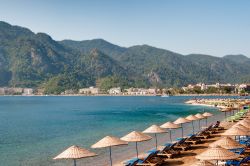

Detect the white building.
[
  {"left": 108, "top": 87, "right": 121, "bottom": 95},
  {"left": 23, "top": 88, "right": 33, "bottom": 95},
  {"left": 79, "top": 87, "right": 100, "bottom": 95}
]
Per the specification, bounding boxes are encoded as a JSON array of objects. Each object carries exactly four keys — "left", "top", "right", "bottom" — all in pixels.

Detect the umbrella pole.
[
  {"left": 225, "top": 112, "right": 226, "bottom": 119},
  {"left": 198, "top": 119, "right": 201, "bottom": 130},
  {"left": 181, "top": 124, "right": 184, "bottom": 138},
  {"left": 73, "top": 159, "right": 76, "bottom": 166},
  {"left": 135, "top": 142, "right": 139, "bottom": 159},
  {"left": 109, "top": 146, "right": 112, "bottom": 166},
  {"left": 155, "top": 133, "right": 158, "bottom": 149},
  {"left": 169, "top": 129, "right": 172, "bottom": 142},
  {"left": 192, "top": 121, "right": 194, "bottom": 134},
  {"left": 206, "top": 117, "right": 208, "bottom": 127}
]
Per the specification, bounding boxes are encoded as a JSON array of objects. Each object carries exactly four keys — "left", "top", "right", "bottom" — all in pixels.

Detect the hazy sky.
[{"left": 0, "top": 0, "right": 250, "bottom": 57}]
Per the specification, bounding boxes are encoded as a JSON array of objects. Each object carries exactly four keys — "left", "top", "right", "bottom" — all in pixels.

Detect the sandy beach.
[
  {"left": 113, "top": 111, "right": 227, "bottom": 166},
  {"left": 113, "top": 99, "right": 250, "bottom": 166},
  {"left": 114, "top": 117, "right": 249, "bottom": 166}
]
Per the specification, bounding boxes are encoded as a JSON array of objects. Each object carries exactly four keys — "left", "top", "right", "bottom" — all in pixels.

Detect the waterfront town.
[{"left": 0, "top": 83, "right": 250, "bottom": 96}]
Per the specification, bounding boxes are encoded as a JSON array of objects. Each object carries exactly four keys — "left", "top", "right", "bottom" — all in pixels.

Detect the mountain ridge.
[{"left": 0, "top": 21, "right": 250, "bottom": 93}]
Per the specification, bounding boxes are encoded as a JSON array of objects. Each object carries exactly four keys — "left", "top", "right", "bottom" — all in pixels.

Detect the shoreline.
[{"left": 0, "top": 94, "right": 247, "bottom": 97}]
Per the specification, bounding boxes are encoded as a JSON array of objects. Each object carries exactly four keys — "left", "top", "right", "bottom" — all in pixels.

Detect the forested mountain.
[{"left": 0, "top": 21, "right": 250, "bottom": 94}]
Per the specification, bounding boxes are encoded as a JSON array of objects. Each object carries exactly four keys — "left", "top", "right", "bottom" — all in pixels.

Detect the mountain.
[
  {"left": 0, "top": 21, "right": 250, "bottom": 93},
  {"left": 60, "top": 39, "right": 126, "bottom": 59},
  {"left": 0, "top": 21, "right": 128, "bottom": 92}
]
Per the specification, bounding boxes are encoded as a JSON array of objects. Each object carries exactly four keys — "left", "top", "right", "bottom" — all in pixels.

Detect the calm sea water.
[{"left": 0, "top": 96, "right": 245, "bottom": 166}]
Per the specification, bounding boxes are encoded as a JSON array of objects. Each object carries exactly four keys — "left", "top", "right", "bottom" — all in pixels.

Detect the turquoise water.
[{"left": 0, "top": 96, "right": 242, "bottom": 166}]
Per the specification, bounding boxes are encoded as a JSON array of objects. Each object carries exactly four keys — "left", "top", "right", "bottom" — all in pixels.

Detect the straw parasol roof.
[
  {"left": 196, "top": 145, "right": 239, "bottom": 160},
  {"left": 221, "top": 108, "right": 231, "bottom": 112},
  {"left": 161, "top": 122, "right": 180, "bottom": 129},
  {"left": 221, "top": 126, "right": 250, "bottom": 136},
  {"left": 92, "top": 136, "right": 128, "bottom": 166},
  {"left": 54, "top": 145, "right": 96, "bottom": 159},
  {"left": 238, "top": 120, "right": 250, "bottom": 128},
  {"left": 195, "top": 113, "right": 205, "bottom": 119},
  {"left": 242, "top": 119, "right": 250, "bottom": 123},
  {"left": 191, "top": 160, "right": 214, "bottom": 166},
  {"left": 209, "top": 137, "right": 245, "bottom": 149},
  {"left": 174, "top": 117, "right": 191, "bottom": 124},
  {"left": 143, "top": 124, "right": 166, "bottom": 134},
  {"left": 121, "top": 131, "right": 152, "bottom": 142},
  {"left": 186, "top": 115, "right": 199, "bottom": 121},
  {"left": 91, "top": 136, "right": 127, "bottom": 148},
  {"left": 202, "top": 112, "right": 213, "bottom": 117},
  {"left": 233, "top": 124, "right": 249, "bottom": 131}
]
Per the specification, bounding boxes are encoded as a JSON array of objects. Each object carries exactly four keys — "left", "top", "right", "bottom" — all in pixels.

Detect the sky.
[{"left": 0, "top": 0, "right": 250, "bottom": 57}]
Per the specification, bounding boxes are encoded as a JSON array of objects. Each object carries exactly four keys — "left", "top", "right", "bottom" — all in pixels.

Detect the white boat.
[{"left": 161, "top": 94, "right": 169, "bottom": 97}]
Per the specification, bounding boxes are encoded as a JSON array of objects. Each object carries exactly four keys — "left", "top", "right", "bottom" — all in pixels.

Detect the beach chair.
[
  {"left": 173, "top": 138, "right": 191, "bottom": 151},
  {"left": 157, "top": 142, "right": 181, "bottom": 158},
  {"left": 135, "top": 150, "right": 163, "bottom": 166},
  {"left": 211, "top": 121, "right": 224, "bottom": 131},
  {"left": 226, "top": 156, "right": 250, "bottom": 166},
  {"left": 185, "top": 134, "right": 202, "bottom": 144},
  {"left": 195, "top": 125, "right": 212, "bottom": 139},
  {"left": 239, "top": 139, "right": 250, "bottom": 146},
  {"left": 195, "top": 129, "right": 210, "bottom": 139},
  {"left": 234, "top": 148, "right": 245, "bottom": 155},
  {"left": 124, "top": 158, "right": 139, "bottom": 166}
]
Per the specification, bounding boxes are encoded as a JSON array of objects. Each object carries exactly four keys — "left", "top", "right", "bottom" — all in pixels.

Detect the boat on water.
[{"left": 161, "top": 94, "right": 170, "bottom": 97}]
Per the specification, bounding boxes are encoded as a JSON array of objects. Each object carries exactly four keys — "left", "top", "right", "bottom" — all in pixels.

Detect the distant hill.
[{"left": 0, "top": 21, "right": 250, "bottom": 93}]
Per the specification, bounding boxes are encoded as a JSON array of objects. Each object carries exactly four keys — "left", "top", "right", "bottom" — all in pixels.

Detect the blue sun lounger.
[
  {"left": 226, "top": 156, "right": 250, "bottom": 166},
  {"left": 135, "top": 150, "right": 163, "bottom": 166}
]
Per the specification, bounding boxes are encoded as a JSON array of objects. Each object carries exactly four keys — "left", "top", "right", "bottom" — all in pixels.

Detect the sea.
[{"left": 0, "top": 96, "right": 247, "bottom": 166}]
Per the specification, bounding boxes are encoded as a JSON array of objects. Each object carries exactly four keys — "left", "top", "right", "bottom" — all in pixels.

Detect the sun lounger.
[
  {"left": 226, "top": 156, "right": 250, "bottom": 166},
  {"left": 173, "top": 138, "right": 191, "bottom": 151},
  {"left": 124, "top": 158, "right": 139, "bottom": 166},
  {"left": 157, "top": 143, "right": 181, "bottom": 158},
  {"left": 211, "top": 121, "right": 224, "bottom": 131},
  {"left": 195, "top": 129, "right": 210, "bottom": 139},
  {"left": 230, "top": 148, "right": 245, "bottom": 155},
  {"left": 135, "top": 150, "right": 163, "bottom": 166},
  {"left": 185, "top": 134, "right": 202, "bottom": 144}
]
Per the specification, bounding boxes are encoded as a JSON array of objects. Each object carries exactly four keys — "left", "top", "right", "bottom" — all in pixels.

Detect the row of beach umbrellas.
[
  {"left": 53, "top": 111, "right": 215, "bottom": 166},
  {"left": 193, "top": 112, "right": 250, "bottom": 166}
]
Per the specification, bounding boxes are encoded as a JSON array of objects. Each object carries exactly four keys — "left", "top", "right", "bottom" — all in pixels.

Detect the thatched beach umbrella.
[
  {"left": 195, "top": 113, "right": 205, "bottom": 130},
  {"left": 221, "top": 126, "right": 250, "bottom": 139},
  {"left": 191, "top": 160, "right": 214, "bottom": 166},
  {"left": 143, "top": 124, "right": 167, "bottom": 149},
  {"left": 121, "top": 131, "right": 152, "bottom": 159},
  {"left": 161, "top": 122, "right": 181, "bottom": 142},
  {"left": 174, "top": 117, "right": 191, "bottom": 138},
  {"left": 238, "top": 120, "right": 250, "bottom": 128},
  {"left": 209, "top": 136, "right": 245, "bottom": 150},
  {"left": 186, "top": 115, "right": 199, "bottom": 134},
  {"left": 92, "top": 136, "right": 127, "bottom": 166},
  {"left": 233, "top": 124, "right": 249, "bottom": 131},
  {"left": 202, "top": 112, "right": 213, "bottom": 127},
  {"left": 196, "top": 145, "right": 239, "bottom": 165},
  {"left": 53, "top": 145, "right": 97, "bottom": 166}
]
